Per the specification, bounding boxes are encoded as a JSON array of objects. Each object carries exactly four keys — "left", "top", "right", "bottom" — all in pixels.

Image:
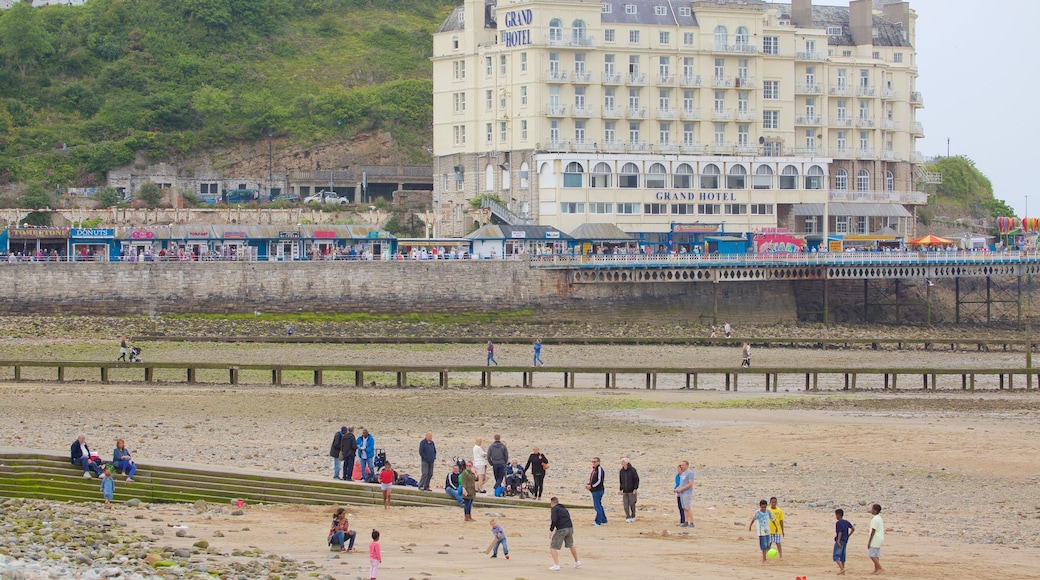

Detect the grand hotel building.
[{"left": 431, "top": 0, "right": 927, "bottom": 246}]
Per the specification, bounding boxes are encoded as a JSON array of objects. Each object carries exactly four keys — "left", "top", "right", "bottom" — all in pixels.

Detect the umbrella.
[{"left": 909, "top": 234, "right": 954, "bottom": 246}]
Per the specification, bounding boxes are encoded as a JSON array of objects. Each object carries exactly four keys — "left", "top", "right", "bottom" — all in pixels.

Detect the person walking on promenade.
[
  {"left": 524, "top": 447, "right": 548, "bottom": 500},
  {"left": 585, "top": 457, "right": 607, "bottom": 526},
  {"left": 548, "top": 497, "right": 581, "bottom": 571},
  {"left": 533, "top": 339, "right": 545, "bottom": 367},
  {"left": 618, "top": 458, "right": 639, "bottom": 522},
  {"left": 487, "top": 341, "right": 499, "bottom": 366},
  {"left": 724, "top": 321, "right": 732, "bottom": 338},
  {"left": 741, "top": 342, "right": 752, "bottom": 368},
  {"left": 868, "top": 503, "right": 885, "bottom": 575},
  {"left": 118, "top": 336, "right": 128, "bottom": 361},
  {"left": 674, "top": 460, "right": 695, "bottom": 527},
  {"left": 418, "top": 432, "right": 436, "bottom": 491}
]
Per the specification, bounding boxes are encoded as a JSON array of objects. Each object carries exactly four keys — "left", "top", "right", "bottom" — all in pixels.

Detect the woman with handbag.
[
  {"left": 524, "top": 447, "right": 549, "bottom": 500},
  {"left": 460, "top": 461, "right": 477, "bottom": 521}
]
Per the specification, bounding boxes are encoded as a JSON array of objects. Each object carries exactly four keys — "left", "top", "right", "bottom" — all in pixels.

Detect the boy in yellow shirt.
[{"left": 768, "top": 496, "right": 785, "bottom": 559}]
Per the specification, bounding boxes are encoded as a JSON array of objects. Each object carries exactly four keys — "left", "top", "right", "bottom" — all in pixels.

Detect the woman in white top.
[{"left": 473, "top": 438, "right": 488, "bottom": 493}]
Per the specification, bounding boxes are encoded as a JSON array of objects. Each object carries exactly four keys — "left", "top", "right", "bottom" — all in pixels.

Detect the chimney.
[
  {"left": 849, "top": 0, "right": 873, "bottom": 46},
  {"left": 882, "top": 2, "right": 911, "bottom": 33},
  {"left": 791, "top": 0, "right": 812, "bottom": 28}
]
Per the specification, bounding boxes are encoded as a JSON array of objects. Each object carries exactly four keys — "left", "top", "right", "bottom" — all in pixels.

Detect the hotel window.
[
  {"left": 872, "top": 51, "right": 880, "bottom": 60},
  {"left": 683, "top": 90, "right": 695, "bottom": 112},
  {"left": 805, "top": 165, "right": 825, "bottom": 190},
  {"left": 762, "top": 36, "right": 778, "bottom": 55},
  {"left": 629, "top": 88, "right": 640, "bottom": 110},
  {"left": 727, "top": 164, "right": 747, "bottom": 189},
  {"left": 856, "top": 216, "right": 867, "bottom": 234},
  {"left": 591, "top": 162, "right": 612, "bottom": 188},
  {"left": 714, "top": 58, "right": 724, "bottom": 82},
  {"left": 805, "top": 216, "right": 818, "bottom": 233},
  {"left": 859, "top": 69, "right": 870, "bottom": 88},
  {"left": 647, "top": 163, "right": 667, "bottom": 188},
  {"left": 625, "top": 4, "right": 636, "bottom": 15},
  {"left": 485, "top": 123, "right": 493, "bottom": 144},
  {"left": 630, "top": 29, "right": 640, "bottom": 44},
  {"left": 485, "top": 90, "right": 493, "bottom": 110},
  {"left": 659, "top": 122, "right": 671, "bottom": 146},
  {"left": 751, "top": 204, "right": 774, "bottom": 215},
  {"left": 763, "top": 110, "right": 778, "bottom": 129},
  {"left": 605, "top": 121, "right": 616, "bottom": 143},
  {"left": 655, "top": 5, "right": 667, "bottom": 16},
  {"left": 520, "top": 52, "right": 528, "bottom": 73},
  {"left": 659, "top": 89, "right": 670, "bottom": 111},
  {"left": 682, "top": 123, "right": 695, "bottom": 146},
  {"left": 572, "top": 20, "right": 587, "bottom": 44},
  {"left": 714, "top": 91, "right": 725, "bottom": 114},
  {"left": 628, "top": 55, "right": 639, "bottom": 74},
  {"left": 560, "top": 202, "right": 584, "bottom": 214},
  {"left": 452, "top": 36, "right": 459, "bottom": 50},
  {"left": 857, "top": 169, "right": 870, "bottom": 192},
  {"left": 549, "top": 19, "right": 563, "bottom": 43},
  {"left": 453, "top": 60, "right": 465, "bottom": 80},
  {"left": 805, "top": 98, "right": 816, "bottom": 120},
  {"left": 893, "top": 52, "right": 903, "bottom": 63},
  {"left": 837, "top": 69, "right": 847, "bottom": 89},
  {"left": 859, "top": 131, "right": 869, "bottom": 151},
  {"left": 659, "top": 57, "right": 670, "bottom": 80},
  {"left": 453, "top": 125, "right": 465, "bottom": 145},
  {"left": 603, "top": 3, "right": 611, "bottom": 13},
  {"left": 575, "top": 86, "right": 586, "bottom": 109},
  {"left": 628, "top": 121, "right": 641, "bottom": 145},
  {"left": 738, "top": 58, "right": 748, "bottom": 81},
  {"left": 500, "top": 92, "right": 506, "bottom": 109},
  {"left": 500, "top": 122, "right": 507, "bottom": 143},
  {"left": 549, "top": 120, "right": 560, "bottom": 144},
  {"left": 659, "top": 31, "right": 670, "bottom": 45},
  {"left": 885, "top": 171, "right": 895, "bottom": 192},
  {"left": 604, "top": 29, "right": 615, "bottom": 43},
  {"left": 549, "top": 52, "right": 560, "bottom": 74},
  {"left": 763, "top": 81, "right": 778, "bottom": 99},
  {"left": 605, "top": 88, "right": 616, "bottom": 111},
  {"left": 835, "top": 168, "right": 848, "bottom": 191},
  {"left": 589, "top": 202, "right": 612, "bottom": 214},
  {"left": 668, "top": 203, "right": 691, "bottom": 215},
  {"left": 725, "top": 204, "right": 747, "bottom": 215},
  {"left": 836, "top": 216, "right": 849, "bottom": 234},
  {"left": 698, "top": 204, "right": 721, "bottom": 215},
  {"left": 683, "top": 57, "right": 695, "bottom": 79},
  {"left": 735, "top": 27, "right": 748, "bottom": 48},
  {"left": 521, "top": 120, "right": 528, "bottom": 140},
  {"left": 714, "top": 122, "right": 725, "bottom": 146},
  {"left": 683, "top": 32, "right": 694, "bottom": 45},
  {"left": 701, "top": 163, "right": 720, "bottom": 189},
  {"left": 753, "top": 165, "right": 773, "bottom": 189},
  {"left": 644, "top": 203, "right": 667, "bottom": 215},
  {"left": 843, "top": 50, "right": 852, "bottom": 57},
  {"left": 499, "top": 55, "right": 507, "bottom": 75},
  {"left": 738, "top": 92, "right": 749, "bottom": 115},
  {"left": 780, "top": 165, "right": 798, "bottom": 190},
  {"left": 485, "top": 56, "right": 492, "bottom": 77},
  {"left": 836, "top": 131, "right": 847, "bottom": 152},
  {"left": 617, "top": 203, "right": 640, "bottom": 215},
  {"left": 605, "top": 54, "right": 616, "bottom": 75},
  {"left": 836, "top": 100, "right": 847, "bottom": 121},
  {"left": 805, "top": 66, "right": 815, "bottom": 86},
  {"left": 714, "top": 26, "right": 727, "bottom": 47},
  {"left": 564, "top": 162, "right": 584, "bottom": 187},
  {"left": 575, "top": 53, "right": 587, "bottom": 76},
  {"left": 679, "top": 7, "right": 691, "bottom": 17},
  {"left": 737, "top": 124, "right": 749, "bottom": 147},
  {"left": 574, "top": 121, "right": 586, "bottom": 144},
  {"left": 520, "top": 86, "right": 527, "bottom": 106},
  {"left": 620, "top": 162, "right": 640, "bottom": 188},
  {"left": 859, "top": 100, "right": 870, "bottom": 120},
  {"left": 674, "top": 163, "right": 693, "bottom": 188},
  {"left": 453, "top": 92, "right": 465, "bottom": 113}
]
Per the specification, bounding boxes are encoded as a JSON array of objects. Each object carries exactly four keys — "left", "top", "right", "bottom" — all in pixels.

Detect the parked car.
[
  {"left": 225, "top": 189, "right": 260, "bottom": 204},
  {"left": 303, "top": 191, "right": 349, "bottom": 205},
  {"left": 272, "top": 193, "right": 302, "bottom": 203}
]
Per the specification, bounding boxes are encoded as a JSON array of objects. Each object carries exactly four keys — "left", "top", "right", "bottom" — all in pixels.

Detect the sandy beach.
[{"left": 2, "top": 338, "right": 1039, "bottom": 579}]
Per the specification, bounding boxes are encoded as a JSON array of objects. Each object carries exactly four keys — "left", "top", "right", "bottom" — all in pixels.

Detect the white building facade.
[{"left": 432, "top": 0, "right": 926, "bottom": 246}]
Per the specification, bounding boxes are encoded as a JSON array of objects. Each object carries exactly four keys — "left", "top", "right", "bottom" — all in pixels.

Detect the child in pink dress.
[{"left": 369, "top": 529, "right": 381, "bottom": 579}]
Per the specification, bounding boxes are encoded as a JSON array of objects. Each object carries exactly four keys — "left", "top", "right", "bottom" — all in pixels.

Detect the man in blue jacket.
[
  {"left": 418, "top": 432, "right": 436, "bottom": 491},
  {"left": 356, "top": 428, "right": 376, "bottom": 481},
  {"left": 70, "top": 435, "right": 103, "bottom": 478}
]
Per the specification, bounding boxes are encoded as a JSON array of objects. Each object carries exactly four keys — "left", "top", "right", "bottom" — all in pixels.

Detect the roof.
[
  {"left": 466, "top": 224, "right": 572, "bottom": 240},
  {"left": 569, "top": 222, "right": 635, "bottom": 242},
  {"left": 767, "top": 3, "right": 912, "bottom": 47},
  {"left": 792, "top": 202, "right": 912, "bottom": 218},
  {"left": 601, "top": 0, "right": 698, "bottom": 27}
]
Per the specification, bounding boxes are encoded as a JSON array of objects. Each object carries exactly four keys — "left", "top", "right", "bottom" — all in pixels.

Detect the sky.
[{"left": 843, "top": 0, "right": 1040, "bottom": 217}]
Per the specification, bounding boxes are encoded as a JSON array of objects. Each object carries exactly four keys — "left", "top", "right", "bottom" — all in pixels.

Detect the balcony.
[
  {"left": 734, "top": 75, "right": 757, "bottom": 89},
  {"left": 680, "top": 74, "right": 702, "bottom": 87},
  {"left": 880, "top": 119, "right": 898, "bottom": 130},
  {"left": 911, "top": 122, "right": 924, "bottom": 136},
  {"left": 712, "top": 75, "right": 734, "bottom": 88},
  {"left": 880, "top": 87, "right": 898, "bottom": 100},
  {"left": 680, "top": 107, "right": 702, "bottom": 120},
  {"left": 910, "top": 91, "right": 924, "bottom": 106},
  {"left": 545, "top": 69, "right": 568, "bottom": 82},
  {"left": 855, "top": 117, "right": 875, "bottom": 128},
  {"left": 855, "top": 148, "right": 876, "bottom": 159},
  {"left": 795, "top": 115, "right": 824, "bottom": 126},
  {"left": 833, "top": 117, "right": 853, "bottom": 127},
  {"left": 602, "top": 72, "right": 622, "bottom": 84},
  {"left": 681, "top": 143, "right": 707, "bottom": 154},
  {"left": 656, "top": 107, "right": 677, "bottom": 119},
  {"left": 572, "top": 71, "right": 593, "bottom": 83},
  {"left": 881, "top": 150, "right": 897, "bottom": 160},
  {"left": 657, "top": 142, "right": 680, "bottom": 153},
  {"left": 603, "top": 141, "right": 626, "bottom": 152},
  {"left": 789, "top": 147, "right": 825, "bottom": 157},
  {"left": 706, "top": 143, "right": 737, "bottom": 155},
  {"left": 856, "top": 86, "right": 877, "bottom": 97},
  {"left": 602, "top": 106, "right": 623, "bottom": 118},
  {"left": 714, "top": 43, "right": 758, "bottom": 54},
  {"left": 626, "top": 72, "right": 647, "bottom": 84},
  {"left": 828, "top": 189, "right": 928, "bottom": 204},
  {"left": 736, "top": 108, "right": 756, "bottom": 122},
  {"left": 573, "top": 141, "right": 596, "bottom": 152},
  {"left": 828, "top": 85, "right": 849, "bottom": 96},
  {"left": 627, "top": 107, "right": 648, "bottom": 118},
  {"left": 736, "top": 145, "right": 758, "bottom": 156},
  {"left": 627, "top": 141, "right": 650, "bottom": 151},
  {"left": 796, "top": 50, "right": 826, "bottom": 61},
  {"left": 546, "top": 34, "right": 595, "bottom": 48},
  {"left": 657, "top": 74, "right": 676, "bottom": 86},
  {"left": 572, "top": 105, "right": 595, "bottom": 117},
  {"left": 830, "top": 147, "right": 852, "bottom": 158},
  {"left": 912, "top": 151, "right": 925, "bottom": 163},
  {"left": 795, "top": 83, "right": 823, "bottom": 94},
  {"left": 712, "top": 108, "right": 733, "bottom": 121},
  {"left": 545, "top": 104, "right": 568, "bottom": 116},
  {"left": 544, "top": 140, "right": 571, "bottom": 152}
]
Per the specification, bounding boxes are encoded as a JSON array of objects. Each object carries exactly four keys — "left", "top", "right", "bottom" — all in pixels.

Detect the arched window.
[
  {"left": 753, "top": 165, "right": 773, "bottom": 189},
  {"left": 700, "top": 163, "right": 721, "bottom": 189},
  {"left": 835, "top": 168, "right": 848, "bottom": 191},
  {"left": 714, "top": 26, "right": 727, "bottom": 48},
  {"left": 563, "top": 161, "right": 585, "bottom": 187},
  {"left": 620, "top": 162, "right": 640, "bottom": 188},
  {"left": 857, "top": 169, "right": 870, "bottom": 192},
  {"left": 646, "top": 163, "right": 667, "bottom": 188},
  {"left": 735, "top": 26, "right": 749, "bottom": 47},
  {"left": 591, "top": 162, "right": 612, "bottom": 188},
  {"left": 780, "top": 165, "right": 799, "bottom": 190},
  {"left": 571, "top": 20, "right": 587, "bottom": 44},
  {"left": 727, "top": 164, "right": 748, "bottom": 189},
  {"left": 485, "top": 164, "right": 495, "bottom": 191},
  {"left": 538, "top": 161, "right": 555, "bottom": 188},
  {"left": 885, "top": 170, "right": 895, "bottom": 192},
  {"left": 805, "top": 165, "right": 825, "bottom": 190},
  {"left": 673, "top": 163, "right": 694, "bottom": 188},
  {"left": 519, "top": 162, "right": 530, "bottom": 188},
  {"left": 549, "top": 19, "right": 563, "bottom": 43}
]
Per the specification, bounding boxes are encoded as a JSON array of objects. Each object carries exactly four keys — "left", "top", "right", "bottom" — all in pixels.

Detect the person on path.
[
  {"left": 330, "top": 426, "right": 348, "bottom": 480},
  {"left": 673, "top": 464, "right": 686, "bottom": 526},
  {"left": 524, "top": 447, "right": 548, "bottom": 499},
  {"left": 710, "top": 325, "right": 717, "bottom": 339},
  {"left": 357, "top": 428, "right": 375, "bottom": 481},
  {"left": 548, "top": 497, "right": 581, "bottom": 571},
  {"left": 100, "top": 468, "right": 115, "bottom": 506},
  {"left": 749, "top": 499, "right": 776, "bottom": 562},
  {"left": 118, "top": 336, "right": 128, "bottom": 361},
  {"left": 585, "top": 457, "right": 607, "bottom": 525},
  {"left": 460, "top": 461, "right": 477, "bottom": 521},
  {"left": 618, "top": 458, "right": 639, "bottom": 522},
  {"left": 867, "top": 503, "right": 885, "bottom": 575},
  {"left": 768, "top": 496, "right": 785, "bottom": 558},
  {"left": 533, "top": 339, "right": 545, "bottom": 367},
  {"left": 741, "top": 342, "right": 752, "bottom": 368},
  {"left": 833, "top": 508, "right": 855, "bottom": 575},
  {"left": 418, "top": 432, "right": 436, "bottom": 491},
  {"left": 473, "top": 438, "right": 488, "bottom": 493},
  {"left": 674, "top": 460, "right": 695, "bottom": 527},
  {"left": 487, "top": 434, "right": 510, "bottom": 489},
  {"left": 487, "top": 341, "right": 499, "bottom": 366},
  {"left": 488, "top": 518, "right": 509, "bottom": 559},
  {"left": 341, "top": 427, "right": 357, "bottom": 481},
  {"left": 724, "top": 322, "right": 732, "bottom": 338},
  {"left": 369, "top": 529, "right": 381, "bottom": 580}
]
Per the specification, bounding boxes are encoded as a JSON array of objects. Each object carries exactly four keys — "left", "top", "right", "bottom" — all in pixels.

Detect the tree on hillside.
[
  {"left": 924, "top": 156, "right": 1001, "bottom": 220},
  {"left": 0, "top": 2, "right": 54, "bottom": 78},
  {"left": 95, "top": 187, "right": 122, "bottom": 209},
  {"left": 136, "top": 181, "right": 162, "bottom": 207},
  {"left": 981, "top": 199, "right": 1016, "bottom": 219},
  {"left": 18, "top": 183, "right": 52, "bottom": 210}
]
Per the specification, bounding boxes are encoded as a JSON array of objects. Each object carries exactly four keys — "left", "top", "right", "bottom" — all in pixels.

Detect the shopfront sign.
[
  {"left": 9, "top": 227, "right": 69, "bottom": 239},
  {"left": 672, "top": 223, "right": 721, "bottom": 234},
  {"left": 545, "top": 231, "right": 560, "bottom": 239},
  {"left": 278, "top": 231, "right": 300, "bottom": 239},
  {"left": 187, "top": 231, "right": 210, "bottom": 238},
  {"left": 510, "top": 231, "right": 527, "bottom": 238},
  {"left": 70, "top": 228, "right": 114, "bottom": 238},
  {"left": 131, "top": 231, "right": 155, "bottom": 240},
  {"left": 223, "top": 231, "right": 247, "bottom": 239},
  {"left": 314, "top": 230, "right": 336, "bottom": 239}
]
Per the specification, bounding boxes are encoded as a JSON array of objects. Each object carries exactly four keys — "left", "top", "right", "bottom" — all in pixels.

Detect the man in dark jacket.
[
  {"left": 486, "top": 434, "right": 509, "bottom": 489},
  {"left": 619, "top": 458, "right": 640, "bottom": 522},
  {"left": 70, "top": 435, "right": 102, "bottom": 478},
  {"left": 418, "top": 432, "right": 436, "bottom": 491},
  {"left": 330, "top": 426, "right": 347, "bottom": 480},
  {"left": 341, "top": 427, "right": 357, "bottom": 481},
  {"left": 548, "top": 497, "right": 581, "bottom": 571},
  {"left": 585, "top": 457, "right": 607, "bottom": 525}
]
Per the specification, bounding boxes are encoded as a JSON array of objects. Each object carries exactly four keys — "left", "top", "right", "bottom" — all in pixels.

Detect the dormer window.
[{"left": 625, "top": 4, "right": 637, "bottom": 15}]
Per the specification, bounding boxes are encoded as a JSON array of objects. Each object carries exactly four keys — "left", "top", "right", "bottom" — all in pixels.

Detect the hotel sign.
[
  {"left": 501, "top": 8, "right": 532, "bottom": 47},
  {"left": 654, "top": 191, "right": 739, "bottom": 201}
]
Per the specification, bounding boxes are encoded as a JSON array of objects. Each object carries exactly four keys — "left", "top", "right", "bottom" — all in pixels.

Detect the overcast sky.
[{"left": 844, "top": 0, "right": 1040, "bottom": 216}]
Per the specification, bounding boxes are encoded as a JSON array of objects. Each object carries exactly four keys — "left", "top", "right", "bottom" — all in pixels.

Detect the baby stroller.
[
  {"left": 129, "top": 346, "right": 143, "bottom": 363},
  {"left": 503, "top": 468, "right": 530, "bottom": 499}
]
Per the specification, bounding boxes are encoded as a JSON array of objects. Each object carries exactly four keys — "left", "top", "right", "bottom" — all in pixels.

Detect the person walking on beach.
[
  {"left": 674, "top": 460, "right": 695, "bottom": 527},
  {"left": 100, "top": 468, "right": 115, "bottom": 506},
  {"left": 618, "top": 458, "right": 639, "bottom": 522},
  {"left": 585, "top": 457, "right": 607, "bottom": 526},
  {"left": 749, "top": 499, "right": 776, "bottom": 562},
  {"left": 330, "top": 426, "right": 348, "bottom": 480},
  {"left": 368, "top": 529, "right": 382, "bottom": 580},
  {"left": 524, "top": 447, "right": 548, "bottom": 500},
  {"left": 487, "top": 434, "right": 509, "bottom": 489},
  {"left": 741, "top": 342, "right": 752, "bottom": 368},
  {"left": 548, "top": 497, "right": 581, "bottom": 571},
  {"left": 833, "top": 508, "right": 855, "bottom": 575},
  {"left": 673, "top": 464, "right": 686, "bottom": 526},
  {"left": 473, "top": 438, "right": 488, "bottom": 493},
  {"left": 118, "top": 336, "right": 128, "bottom": 361},
  {"left": 378, "top": 462, "right": 394, "bottom": 509},
  {"left": 768, "top": 496, "right": 785, "bottom": 558},
  {"left": 710, "top": 325, "right": 717, "bottom": 339},
  {"left": 460, "top": 461, "right": 476, "bottom": 521},
  {"left": 867, "top": 503, "right": 885, "bottom": 575},
  {"left": 533, "top": 339, "right": 545, "bottom": 366},
  {"left": 417, "top": 432, "right": 436, "bottom": 491},
  {"left": 486, "top": 341, "right": 499, "bottom": 366}
]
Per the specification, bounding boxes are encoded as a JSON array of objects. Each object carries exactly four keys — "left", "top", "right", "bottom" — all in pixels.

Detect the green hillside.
[
  {"left": 918, "top": 156, "right": 1012, "bottom": 225},
  {"left": 0, "top": 0, "right": 453, "bottom": 191}
]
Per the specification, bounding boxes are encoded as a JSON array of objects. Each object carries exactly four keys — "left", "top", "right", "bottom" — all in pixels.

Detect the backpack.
[
  {"left": 453, "top": 456, "right": 467, "bottom": 471},
  {"left": 373, "top": 449, "right": 386, "bottom": 468},
  {"left": 405, "top": 474, "right": 419, "bottom": 487}
]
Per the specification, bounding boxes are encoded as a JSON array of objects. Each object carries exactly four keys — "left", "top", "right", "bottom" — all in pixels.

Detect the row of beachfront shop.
[{"left": 0, "top": 223, "right": 997, "bottom": 262}]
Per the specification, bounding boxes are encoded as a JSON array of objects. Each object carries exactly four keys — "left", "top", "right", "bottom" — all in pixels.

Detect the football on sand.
[{"left": 766, "top": 548, "right": 778, "bottom": 560}]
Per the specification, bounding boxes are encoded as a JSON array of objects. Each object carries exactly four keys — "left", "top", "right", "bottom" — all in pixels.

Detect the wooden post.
[
  {"left": 725, "top": 373, "right": 731, "bottom": 391},
  {"left": 999, "top": 374, "right": 1004, "bottom": 390},
  {"left": 145, "top": 367, "right": 154, "bottom": 383},
  {"left": 606, "top": 373, "right": 612, "bottom": 389},
  {"left": 693, "top": 373, "right": 698, "bottom": 390},
  {"left": 733, "top": 373, "right": 738, "bottom": 391},
  {"left": 922, "top": 374, "right": 928, "bottom": 390},
  {"left": 187, "top": 368, "right": 196, "bottom": 383},
  {"left": 970, "top": 373, "right": 975, "bottom": 391},
  {"left": 355, "top": 370, "right": 363, "bottom": 387},
  {"left": 645, "top": 373, "right": 651, "bottom": 390},
  {"left": 961, "top": 374, "right": 966, "bottom": 390},
  {"left": 812, "top": 373, "right": 818, "bottom": 392},
  {"left": 765, "top": 373, "right": 771, "bottom": 392},
  {"left": 772, "top": 373, "right": 778, "bottom": 393},
  {"left": 229, "top": 367, "right": 239, "bottom": 385},
  {"left": 884, "top": 373, "right": 889, "bottom": 390},
  {"left": 440, "top": 371, "right": 448, "bottom": 387},
  {"left": 1009, "top": 373, "right": 1014, "bottom": 390},
  {"left": 931, "top": 373, "right": 937, "bottom": 391},
  {"left": 805, "top": 373, "right": 810, "bottom": 391},
  {"left": 401, "top": 372, "right": 409, "bottom": 387},
  {"left": 57, "top": 367, "right": 65, "bottom": 382},
  {"left": 314, "top": 370, "right": 323, "bottom": 386},
  {"left": 685, "top": 373, "right": 691, "bottom": 390},
  {"left": 99, "top": 367, "right": 106, "bottom": 383},
  {"left": 891, "top": 373, "right": 897, "bottom": 390},
  {"left": 843, "top": 373, "right": 849, "bottom": 390},
  {"left": 272, "top": 368, "right": 281, "bottom": 385}
]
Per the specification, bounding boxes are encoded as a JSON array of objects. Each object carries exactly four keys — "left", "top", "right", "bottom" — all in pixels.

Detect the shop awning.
[{"left": 792, "top": 203, "right": 912, "bottom": 218}]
